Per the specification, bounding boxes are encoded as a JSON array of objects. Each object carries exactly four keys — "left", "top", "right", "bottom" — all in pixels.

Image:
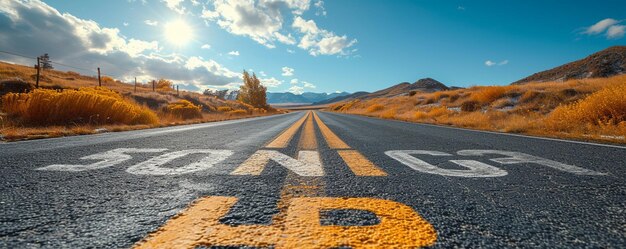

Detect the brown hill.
[
  {"left": 361, "top": 78, "right": 449, "bottom": 99},
  {"left": 513, "top": 46, "right": 626, "bottom": 84}
]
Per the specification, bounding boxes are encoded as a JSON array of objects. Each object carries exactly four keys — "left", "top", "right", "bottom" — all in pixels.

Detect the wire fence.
[{"left": 0, "top": 50, "right": 179, "bottom": 93}]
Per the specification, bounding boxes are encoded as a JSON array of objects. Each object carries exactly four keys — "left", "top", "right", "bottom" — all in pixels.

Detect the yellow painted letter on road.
[{"left": 135, "top": 196, "right": 436, "bottom": 249}]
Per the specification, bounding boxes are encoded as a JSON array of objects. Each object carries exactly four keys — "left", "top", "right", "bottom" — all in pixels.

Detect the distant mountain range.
[
  {"left": 274, "top": 46, "right": 626, "bottom": 106},
  {"left": 513, "top": 46, "right": 626, "bottom": 84},
  {"left": 266, "top": 91, "right": 350, "bottom": 104},
  {"left": 312, "top": 78, "right": 450, "bottom": 105}
]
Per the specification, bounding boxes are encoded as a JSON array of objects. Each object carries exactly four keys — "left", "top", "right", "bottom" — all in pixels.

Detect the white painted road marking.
[
  {"left": 38, "top": 148, "right": 604, "bottom": 177},
  {"left": 385, "top": 150, "right": 508, "bottom": 177},
  {"left": 456, "top": 150, "right": 606, "bottom": 175},
  {"left": 231, "top": 150, "right": 324, "bottom": 177},
  {"left": 36, "top": 148, "right": 167, "bottom": 171},
  {"left": 126, "top": 149, "right": 234, "bottom": 175}
]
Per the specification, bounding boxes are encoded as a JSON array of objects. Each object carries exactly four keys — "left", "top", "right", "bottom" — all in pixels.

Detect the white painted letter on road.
[
  {"left": 385, "top": 150, "right": 507, "bottom": 177},
  {"left": 231, "top": 150, "right": 324, "bottom": 176},
  {"left": 126, "top": 149, "right": 233, "bottom": 175},
  {"left": 37, "top": 148, "right": 167, "bottom": 172},
  {"left": 456, "top": 150, "right": 605, "bottom": 175}
]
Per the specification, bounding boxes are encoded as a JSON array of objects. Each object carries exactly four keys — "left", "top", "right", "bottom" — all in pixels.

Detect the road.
[{"left": 1, "top": 111, "right": 625, "bottom": 248}]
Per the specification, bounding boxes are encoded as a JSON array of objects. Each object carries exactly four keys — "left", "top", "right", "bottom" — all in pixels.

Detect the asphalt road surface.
[{"left": 1, "top": 111, "right": 625, "bottom": 248}]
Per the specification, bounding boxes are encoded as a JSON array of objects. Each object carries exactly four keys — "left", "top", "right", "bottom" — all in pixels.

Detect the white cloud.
[
  {"left": 260, "top": 77, "right": 282, "bottom": 87},
  {"left": 583, "top": 18, "right": 625, "bottom": 39},
  {"left": 314, "top": 0, "right": 326, "bottom": 16},
  {"left": 607, "top": 25, "right": 626, "bottom": 39},
  {"left": 457, "top": 6, "right": 465, "bottom": 11},
  {"left": 288, "top": 85, "right": 304, "bottom": 94},
  {"left": 228, "top": 50, "right": 240, "bottom": 56},
  {"left": 290, "top": 78, "right": 299, "bottom": 84},
  {"left": 123, "top": 22, "right": 129, "bottom": 26},
  {"left": 0, "top": 0, "right": 240, "bottom": 90},
  {"left": 292, "top": 16, "right": 357, "bottom": 56},
  {"left": 201, "top": 44, "right": 211, "bottom": 49},
  {"left": 144, "top": 20, "right": 158, "bottom": 26},
  {"left": 287, "top": 49, "right": 295, "bottom": 53},
  {"left": 259, "top": 71, "right": 267, "bottom": 77},
  {"left": 162, "top": 0, "right": 186, "bottom": 14},
  {"left": 485, "top": 60, "right": 508, "bottom": 67},
  {"left": 281, "top": 66, "right": 294, "bottom": 76},
  {"left": 585, "top": 18, "right": 619, "bottom": 35},
  {"left": 199, "top": 0, "right": 308, "bottom": 48},
  {"left": 303, "top": 81, "right": 315, "bottom": 88}
]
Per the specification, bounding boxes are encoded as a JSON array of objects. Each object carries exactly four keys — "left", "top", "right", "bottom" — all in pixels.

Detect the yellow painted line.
[
  {"left": 134, "top": 196, "right": 437, "bottom": 248},
  {"left": 312, "top": 111, "right": 350, "bottom": 149},
  {"left": 298, "top": 112, "right": 318, "bottom": 150},
  {"left": 338, "top": 150, "right": 387, "bottom": 176},
  {"left": 265, "top": 112, "right": 309, "bottom": 148}
]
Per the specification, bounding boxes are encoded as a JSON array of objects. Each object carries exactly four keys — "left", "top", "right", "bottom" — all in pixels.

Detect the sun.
[{"left": 164, "top": 20, "right": 193, "bottom": 46}]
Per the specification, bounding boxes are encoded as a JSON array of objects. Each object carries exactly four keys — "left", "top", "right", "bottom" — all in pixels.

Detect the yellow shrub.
[
  {"left": 217, "top": 106, "right": 233, "bottom": 112},
  {"left": 167, "top": 100, "right": 202, "bottom": 119},
  {"left": 228, "top": 109, "right": 247, "bottom": 115},
  {"left": 545, "top": 83, "right": 626, "bottom": 130},
  {"left": 427, "top": 106, "right": 451, "bottom": 117},
  {"left": 366, "top": 104, "right": 385, "bottom": 113},
  {"left": 471, "top": 86, "right": 513, "bottom": 104},
  {"left": 413, "top": 111, "right": 428, "bottom": 120},
  {"left": 1, "top": 87, "right": 158, "bottom": 125},
  {"left": 380, "top": 109, "right": 396, "bottom": 119}
]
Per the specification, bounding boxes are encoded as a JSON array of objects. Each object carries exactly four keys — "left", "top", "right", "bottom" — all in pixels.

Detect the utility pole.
[
  {"left": 152, "top": 80, "right": 155, "bottom": 92},
  {"left": 97, "top": 67, "right": 101, "bottom": 87},
  {"left": 176, "top": 85, "right": 179, "bottom": 96},
  {"left": 134, "top": 77, "right": 137, "bottom": 93},
  {"left": 35, "top": 57, "right": 41, "bottom": 89}
]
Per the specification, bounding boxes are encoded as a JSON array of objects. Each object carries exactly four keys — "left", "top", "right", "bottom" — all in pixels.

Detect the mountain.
[
  {"left": 312, "top": 91, "right": 370, "bottom": 105},
  {"left": 312, "top": 78, "right": 449, "bottom": 105},
  {"left": 266, "top": 91, "right": 350, "bottom": 104},
  {"left": 360, "top": 78, "right": 449, "bottom": 99},
  {"left": 513, "top": 46, "right": 626, "bottom": 84}
]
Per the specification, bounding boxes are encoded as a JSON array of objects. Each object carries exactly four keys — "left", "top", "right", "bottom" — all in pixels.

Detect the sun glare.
[{"left": 164, "top": 20, "right": 193, "bottom": 46}]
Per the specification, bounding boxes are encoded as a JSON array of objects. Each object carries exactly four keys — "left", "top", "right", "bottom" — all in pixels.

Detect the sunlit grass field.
[
  {"left": 0, "top": 61, "right": 280, "bottom": 141},
  {"left": 329, "top": 75, "right": 626, "bottom": 144}
]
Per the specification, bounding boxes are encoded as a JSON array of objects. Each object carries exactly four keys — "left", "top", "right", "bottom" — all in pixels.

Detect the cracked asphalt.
[{"left": 1, "top": 111, "right": 625, "bottom": 248}]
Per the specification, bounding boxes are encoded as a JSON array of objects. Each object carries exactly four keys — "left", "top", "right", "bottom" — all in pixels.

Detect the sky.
[{"left": 0, "top": 0, "right": 625, "bottom": 94}]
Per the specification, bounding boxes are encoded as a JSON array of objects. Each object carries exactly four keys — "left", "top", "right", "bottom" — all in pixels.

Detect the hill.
[
  {"left": 312, "top": 91, "right": 370, "bottom": 105},
  {"left": 513, "top": 46, "right": 626, "bottom": 84},
  {"left": 361, "top": 78, "right": 449, "bottom": 99},
  {"left": 266, "top": 91, "right": 350, "bottom": 104},
  {"left": 0, "top": 61, "right": 278, "bottom": 141}
]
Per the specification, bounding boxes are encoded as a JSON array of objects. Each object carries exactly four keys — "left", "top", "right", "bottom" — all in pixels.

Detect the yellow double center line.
[
  {"left": 134, "top": 111, "right": 423, "bottom": 249},
  {"left": 312, "top": 111, "right": 387, "bottom": 176}
]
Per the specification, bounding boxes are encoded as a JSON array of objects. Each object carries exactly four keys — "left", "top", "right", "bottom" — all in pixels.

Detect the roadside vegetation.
[
  {"left": 0, "top": 62, "right": 281, "bottom": 141},
  {"left": 328, "top": 75, "right": 626, "bottom": 144}
]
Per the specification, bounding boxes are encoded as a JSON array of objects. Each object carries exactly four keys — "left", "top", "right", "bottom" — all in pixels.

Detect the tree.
[
  {"left": 237, "top": 70, "right": 267, "bottom": 108},
  {"left": 39, "top": 53, "right": 53, "bottom": 70},
  {"left": 204, "top": 89, "right": 228, "bottom": 99},
  {"left": 156, "top": 78, "right": 173, "bottom": 90}
]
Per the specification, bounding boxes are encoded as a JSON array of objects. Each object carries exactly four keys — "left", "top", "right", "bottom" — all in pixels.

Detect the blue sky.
[{"left": 0, "top": 0, "right": 625, "bottom": 94}]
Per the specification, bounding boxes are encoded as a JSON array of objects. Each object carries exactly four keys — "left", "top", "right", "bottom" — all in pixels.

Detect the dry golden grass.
[
  {"left": 328, "top": 75, "right": 626, "bottom": 144},
  {"left": 166, "top": 100, "right": 202, "bottom": 119},
  {"left": 366, "top": 104, "right": 385, "bottom": 113},
  {"left": 380, "top": 109, "right": 396, "bottom": 119},
  {"left": 2, "top": 87, "right": 159, "bottom": 126},
  {"left": 217, "top": 106, "right": 233, "bottom": 112},
  {"left": 0, "top": 61, "right": 282, "bottom": 141},
  {"left": 544, "top": 83, "right": 626, "bottom": 134},
  {"left": 228, "top": 109, "right": 247, "bottom": 115}
]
